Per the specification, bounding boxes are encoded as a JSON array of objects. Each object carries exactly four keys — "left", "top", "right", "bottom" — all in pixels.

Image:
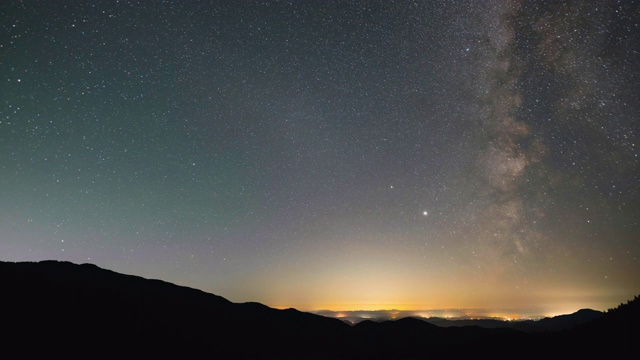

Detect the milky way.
[{"left": 1, "top": 0, "right": 638, "bottom": 314}]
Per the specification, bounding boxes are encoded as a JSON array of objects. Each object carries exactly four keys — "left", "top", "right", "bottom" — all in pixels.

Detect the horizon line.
[{"left": 269, "top": 306, "right": 594, "bottom": 320}]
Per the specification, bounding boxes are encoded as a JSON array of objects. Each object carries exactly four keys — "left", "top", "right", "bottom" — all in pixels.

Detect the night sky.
[{"left": 2, "top": 0, "right": 639, "bottom": 316}]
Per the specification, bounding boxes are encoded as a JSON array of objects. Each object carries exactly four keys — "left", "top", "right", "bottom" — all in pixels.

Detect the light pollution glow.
[{"left": 231, "top": 235, "right": 628, "bottom": 316}]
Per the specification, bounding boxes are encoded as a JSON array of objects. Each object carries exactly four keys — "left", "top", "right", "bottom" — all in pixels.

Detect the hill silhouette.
[
  {"left": 423, "top": 308, "right": 604, "bottom": 333},
  {"left": 1, "top": 260, "right": 635, "bottom": 358}
]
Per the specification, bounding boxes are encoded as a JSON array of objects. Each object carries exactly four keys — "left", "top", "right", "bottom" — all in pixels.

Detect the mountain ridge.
[{"left": 1, "top": 259, "right": 635, "bottom": 358}]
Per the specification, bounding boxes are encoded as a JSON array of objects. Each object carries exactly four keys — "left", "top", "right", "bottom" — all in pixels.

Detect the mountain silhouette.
[
  {"left": 1, "top": 260, "right": 635, "bottom": 358},
  {"left": 424, "top": 308, "right": 604, "bottom": 333}
]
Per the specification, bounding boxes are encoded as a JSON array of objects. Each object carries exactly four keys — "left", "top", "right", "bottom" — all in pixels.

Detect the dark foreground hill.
[{"left": 1, "top": 260, "right": 635, "bottom": 358}]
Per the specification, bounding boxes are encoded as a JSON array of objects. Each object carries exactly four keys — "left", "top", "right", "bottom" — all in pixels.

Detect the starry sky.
[{"left": 2, "top": 0, "right": 639, "bottom": 316}]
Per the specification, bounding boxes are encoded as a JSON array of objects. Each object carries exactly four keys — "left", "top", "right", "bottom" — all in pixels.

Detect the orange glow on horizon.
[
  {"left": 262, "top": 286, "right": 625, "bottom": 317},
  {"left": 268, "top": 301, "right": 605, "bottom": 320},
  {"left": 293, "top": 303, "right": 427, "bottom": 312}
]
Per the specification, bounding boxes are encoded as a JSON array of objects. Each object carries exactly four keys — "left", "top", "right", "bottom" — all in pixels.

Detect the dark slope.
[
  {"left": 0, "top": 260, "right": 349, "bottom": 358},
  {"left": 1, "top": 260, "right": 635, "bottom": 358},
  {"left": 537, "top": 294, "right": 638, "bottom": 356}
]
